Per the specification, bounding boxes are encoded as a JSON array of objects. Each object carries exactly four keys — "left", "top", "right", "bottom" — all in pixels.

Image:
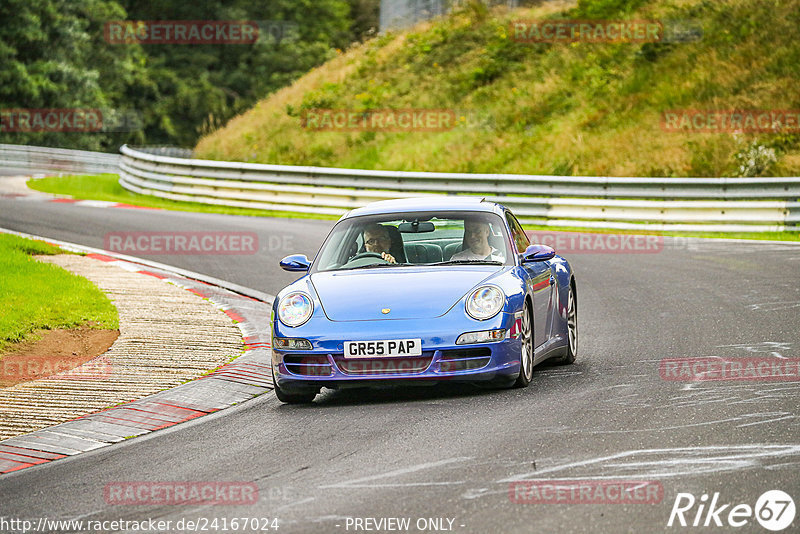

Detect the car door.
[{"left": 506, "top": 212, "right": 553, "bottom": 349}]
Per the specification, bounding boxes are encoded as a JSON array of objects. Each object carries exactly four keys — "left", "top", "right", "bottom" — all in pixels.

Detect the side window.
[{"left": 506, "top": 212, "right": 530, "bottom": 254}]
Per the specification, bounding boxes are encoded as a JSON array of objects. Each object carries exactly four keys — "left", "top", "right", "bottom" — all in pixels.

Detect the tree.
[{"left": 1, "top": 0, "right": 360, "bottom": 149}]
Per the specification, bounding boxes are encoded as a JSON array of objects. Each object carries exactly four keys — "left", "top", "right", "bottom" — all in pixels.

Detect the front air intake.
[
  {"left": 438, "top": 348, "right": 491, "bottom": 372},
  {"left": 283, "top": 355, "right": 333, "bottom": 377}
]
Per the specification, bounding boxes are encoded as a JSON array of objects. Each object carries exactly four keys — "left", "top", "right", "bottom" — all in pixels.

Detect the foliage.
[
  {"left": 196, "top": 0, "right": 800, "bottom": 177},
  {"left": 0, "top": 0, "right": 371, "bottom": 150},
  {"left": 734, "top": 140, "right": 777, "bottom": 177}
]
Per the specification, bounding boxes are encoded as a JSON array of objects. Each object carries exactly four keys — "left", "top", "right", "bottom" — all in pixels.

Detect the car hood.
[{"left": 310, "top": 267, "right": 502, "bottom": 321}]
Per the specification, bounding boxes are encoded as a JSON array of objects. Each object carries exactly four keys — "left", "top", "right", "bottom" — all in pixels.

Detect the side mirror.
[
  {"left": 521, "top": 244, "right": 555, "bottom": 263},
  {"left": 280, "top": 254, "right": 311, "bottom": 272}
]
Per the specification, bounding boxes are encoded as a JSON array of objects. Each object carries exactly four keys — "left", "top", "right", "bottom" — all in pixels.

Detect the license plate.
[{"left": 344, "top": 339, "right": 422, "bottom": 359}]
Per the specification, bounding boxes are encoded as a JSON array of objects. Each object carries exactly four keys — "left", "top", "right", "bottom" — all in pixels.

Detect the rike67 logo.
[{"left": 668, "top": 490, "right": 795, "bottom": 531}]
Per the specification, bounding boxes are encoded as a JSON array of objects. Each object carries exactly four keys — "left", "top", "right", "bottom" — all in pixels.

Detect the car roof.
[{"left": 343, "top": 197, "right": 506, "bottom": 219}]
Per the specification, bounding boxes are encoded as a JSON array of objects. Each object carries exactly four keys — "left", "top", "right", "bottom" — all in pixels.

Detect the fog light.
[
  {"left": 456, "top": 329, "right": 506, "bottom": 345},
  {"left": 273, "top": 338, "right": 313, "bottom": 350}
]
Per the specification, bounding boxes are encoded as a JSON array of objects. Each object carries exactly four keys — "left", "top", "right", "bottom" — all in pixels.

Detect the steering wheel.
[{"left": 345, "top": 251, "right": 389, "bottom": 267}]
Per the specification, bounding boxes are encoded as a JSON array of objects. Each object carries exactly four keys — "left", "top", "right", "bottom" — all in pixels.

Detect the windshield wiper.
[
  {"left": 340, "top": 262, "right": 414, "bottom": 271},
  {"left": 429, "top": 259, "right": 503, "bottom": 266}
]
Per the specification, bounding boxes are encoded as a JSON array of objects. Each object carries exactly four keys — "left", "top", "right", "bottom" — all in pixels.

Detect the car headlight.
[
  {"left": 465, "top": 286, "right": 504, "bottom": 320},
  {"left": 278, "top": 292, "right": 314, "bottom": 327}
]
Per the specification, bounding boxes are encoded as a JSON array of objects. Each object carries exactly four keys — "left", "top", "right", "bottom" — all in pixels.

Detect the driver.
[
  {"left": 450, "top": 219, "right": 504, "bottom": 261},
  {"left": 362, "top": 224, "right": 397, "bottom": 264}
]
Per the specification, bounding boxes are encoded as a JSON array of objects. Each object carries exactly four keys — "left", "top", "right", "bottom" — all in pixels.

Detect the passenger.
[{"left": 451, "top": 219, "right": 504, "bottom": 261}]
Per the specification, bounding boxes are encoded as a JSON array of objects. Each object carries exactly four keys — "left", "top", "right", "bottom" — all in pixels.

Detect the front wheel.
[
  {"left": 272, "top": 366, "right": 318, "bottom": 404},
  {"left": 514, "top": 302, "right": 534, "bottom": 388}
]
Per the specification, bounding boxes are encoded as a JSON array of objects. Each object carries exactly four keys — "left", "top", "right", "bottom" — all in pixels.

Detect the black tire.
[
  {"left": 272, "top": 367, "right": 318, "bottom": 404},
  {"left": 553, "top": 281, "right": 577, "bottom": 365},
  {"left": 514, "top": 301, "right": 534, "bottom": 388}
]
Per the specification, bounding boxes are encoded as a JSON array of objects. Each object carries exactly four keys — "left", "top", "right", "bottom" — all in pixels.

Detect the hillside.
[{"left": 195, "top": 0, "right": 800, "bottom": 177}]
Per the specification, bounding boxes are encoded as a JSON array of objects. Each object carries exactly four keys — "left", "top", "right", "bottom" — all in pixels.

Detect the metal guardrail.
[
  {"left": 0, "top": 143, "right": 119, "bottom": 175},
  {"left": 119, "top": 144, "right": 799, "bottom": 232},
  {"left": 1, "top": 143, "right": 797, "bottom": 231},
  {"left": 132, "top": 146, "right": 194, "bottom": 159}
]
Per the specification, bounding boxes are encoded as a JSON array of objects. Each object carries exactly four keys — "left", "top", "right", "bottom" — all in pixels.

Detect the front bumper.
[{"left": 271, "top": 313, "right": 522, "bottom": 392}]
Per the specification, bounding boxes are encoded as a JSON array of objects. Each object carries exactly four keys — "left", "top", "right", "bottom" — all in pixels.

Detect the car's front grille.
[
  {"left": 284, "top": 348, "right": 492, "bottom": 377},
  {"left": 335, "top": 354, "right": 434, "bottom": 375},
  {"left": 438, "top": 347, "right": 491, "bottom": 372},
  {"left": 283, "top": 355, "right": 333, "bottom": 377}
]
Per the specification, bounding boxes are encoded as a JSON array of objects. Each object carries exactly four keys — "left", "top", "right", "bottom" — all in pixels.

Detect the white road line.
[{"left": 319, "top": 457, "right": 473, "bottom": 489}]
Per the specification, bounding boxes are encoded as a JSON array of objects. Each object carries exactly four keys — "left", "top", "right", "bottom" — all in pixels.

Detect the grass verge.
[
  {"left": 27, "top": 174, "right": 341, "bottom": 220},
  {"left": 0, "top": 234, "right": 119, "bottom": 354}
]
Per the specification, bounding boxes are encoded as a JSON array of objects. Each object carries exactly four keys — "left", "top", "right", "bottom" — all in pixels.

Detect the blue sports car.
[{"left": 271, "top": 198, "right": 577, "bottom": 403}]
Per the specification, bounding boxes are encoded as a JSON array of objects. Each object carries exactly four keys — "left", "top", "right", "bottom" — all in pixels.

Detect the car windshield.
[{"left": 313, "top": 211, "right": 512, "bottom": 272}]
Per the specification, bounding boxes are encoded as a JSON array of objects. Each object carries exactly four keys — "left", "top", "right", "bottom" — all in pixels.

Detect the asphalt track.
[{"left": 1, "top": 192, "right": 799, "bottom": 533}]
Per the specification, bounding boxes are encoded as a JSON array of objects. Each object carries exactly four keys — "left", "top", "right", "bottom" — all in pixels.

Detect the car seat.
[
  {"left": 384, "top": 225, "right": 408, "bottom": 263},
  {"left": 443, "top": 242, "right": 462, "bottom": 261},
  {"left": 404, "top": 243, "right": 443, "bottom": 263}
]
